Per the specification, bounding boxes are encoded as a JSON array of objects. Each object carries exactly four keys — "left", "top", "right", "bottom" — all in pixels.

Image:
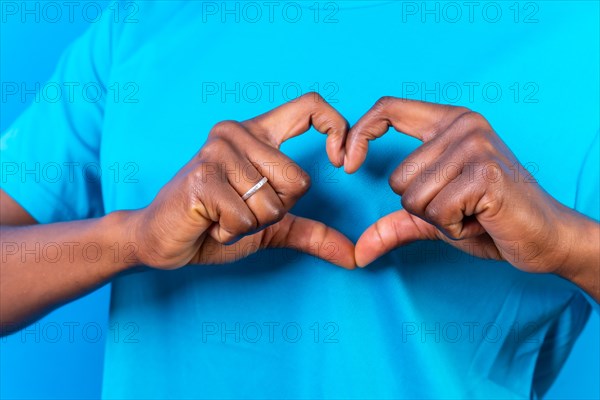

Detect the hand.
[
  {"left": 129, "top": 93, "right": 355, "bottom": 270},
  {"left": 345, "top": 97, "right": 597, "bottom": 280}
]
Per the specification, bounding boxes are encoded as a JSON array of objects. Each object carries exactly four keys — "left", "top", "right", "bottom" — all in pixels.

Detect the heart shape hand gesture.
[
  {"left": 129, "top": 93, "right": 355, "bottom": 269},
  {"left": 130, "top": 93, "right": 597, "bottom": 286}
]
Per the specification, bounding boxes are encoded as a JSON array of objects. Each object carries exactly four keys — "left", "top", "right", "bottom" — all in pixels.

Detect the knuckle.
[
  {"left": 480, "top": 160, "right": 505, "bottom": 185},
  {"left": 424, "top": 205, "right": 442, "bottom": 224},
  {"left": 456, "top": 111, "right": 490, "bottom": 130},
  {"left": 218, "top": 204, "right": 258, "bottom": 239},
  {"left": 212, "top": 119, "right": 239, "bottom": 133},
  {"left": 217, "top": 230, "right": 237, "bottom": 245},
  {"left": 296, "top": 170, "right": 312, "bottom": 195},
  {"left": 424, "top": 202, "right": 462, "bottom": 241},
  {"left": 189, "top": 162, "right": 222, "bottom": 187},
  {"left": 209, "top": 120, "right": 241, "bottom": 139},
  {"left": 400, "top": 192, "right": 420, "bottom": 215},
  {"left": 285, "top": 168, "right": 311, "bottom": 199},
  {"left": 373, "top": 96, "right": 396, "bottom": 114},
  {"left": 462, "top": 130, "right": 495, "bottom": 156},
  {"left": 307, "top": 220, "right": 328, "bottom": 244},
  {"left": 264, "top": 203, "right": 285, "bottom": 224},
  {"left": 389, "top": 163, "right": 415, "bottom": 194},
  {"left": 442, "top": 223, "right": 463, "bottom": 240},
  {"left": 293, "top": 92, "right": 324, "bottom": 110},
  {"left": 388, "top": 172, "right": 405, "bottom": 195},
  {"left": 199, "top": 137, "right": 233, "bottom": 160},
  {"left": 454, "top": 106, "right": 472, "bottom": 115},
  {"left": 234, "top": 212, "right": 257, "bottom": 234},
  {"left": 184, "top": 171, "right": 205, "bottom": 196},
  {"left": 302, "top": 91, "right": 324, "bottom": 103},
  {"left": 238, "top": 219, "right": 255, "bottom": 234},
  {"left": 185, "top": 174, "right": 202, "bottom": 198},
  {"left": 376, "top": 96, "right": 396, "bottom": 107}
]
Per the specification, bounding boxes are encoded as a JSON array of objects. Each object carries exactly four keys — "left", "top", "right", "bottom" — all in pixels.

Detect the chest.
[{"left": 98, "top": 4, "right": 596, "bottom": 213}]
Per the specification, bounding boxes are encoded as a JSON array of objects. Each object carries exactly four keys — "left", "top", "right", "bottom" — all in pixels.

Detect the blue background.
[{"left": 0, "top": 1, "right": 598, "bottom": 399}]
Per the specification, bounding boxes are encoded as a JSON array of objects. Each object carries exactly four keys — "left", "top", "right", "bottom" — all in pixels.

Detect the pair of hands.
[{"left": 128, "top": 93, "right": 583, "bottom": 277}]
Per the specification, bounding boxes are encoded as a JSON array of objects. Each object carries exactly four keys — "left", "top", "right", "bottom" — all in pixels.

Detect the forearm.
[
  {"left": 556, "top": 209, "right": 600, "bottom": 303},
  {"left": 0, "top": 211, "right": 139, "bottom": 335}
]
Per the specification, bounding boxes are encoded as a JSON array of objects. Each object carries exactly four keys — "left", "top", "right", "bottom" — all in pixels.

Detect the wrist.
[
  {"left": 98, "top": 209, "right": 144, "bottom": 274},
  {"left": 554, "top": 206, "right": 600, "bottom": 300}
]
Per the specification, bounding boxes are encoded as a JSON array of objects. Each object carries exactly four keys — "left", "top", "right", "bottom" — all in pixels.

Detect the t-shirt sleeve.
[
  {"left": 0, "top": 11, "right": 118, "bottom": 224},
  {"left": 574, "top": 131, "right": 600, "bottom": 310}
]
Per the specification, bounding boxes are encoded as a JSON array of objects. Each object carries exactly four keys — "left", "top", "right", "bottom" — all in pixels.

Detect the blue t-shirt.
[{"left": 1, "top": 1, "right": 599, "bottom": 398}]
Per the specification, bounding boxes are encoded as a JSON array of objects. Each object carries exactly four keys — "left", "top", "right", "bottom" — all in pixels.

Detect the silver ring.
[{"left": 241, "top": 176, "right": 268, "bottom": 201}]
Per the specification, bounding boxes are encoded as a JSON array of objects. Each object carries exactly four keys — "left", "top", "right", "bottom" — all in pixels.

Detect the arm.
[
  {"left": 0, "top": 196, "right": 137, "bottom": 334},
  {"left": 344, "top": 97, "right": 600, "bottom": 302},
  {"left": 1, "top": 93, "right": 356, "bottom": 336},
  {"left": 554, "top": 213, "right": 600, "bottom": 302}
]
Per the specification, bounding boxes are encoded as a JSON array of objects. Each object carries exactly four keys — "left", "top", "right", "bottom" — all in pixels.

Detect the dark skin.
[
  {"left": 345, "top": 97, "right": 599, "bottom": 301},
  {"left": 1, "top": 95, "right": 598, "bottom": 336},
  {"left": 0, "top": 93, "right": 355, "bottom": 335}
]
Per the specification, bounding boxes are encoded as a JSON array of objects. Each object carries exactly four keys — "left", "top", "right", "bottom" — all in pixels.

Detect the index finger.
[
  {"left": 242, "top": 92, "right": 350, "bottom": 167},
  {"left": 344, "top": 97, "right": 470, "bottom": 173}
]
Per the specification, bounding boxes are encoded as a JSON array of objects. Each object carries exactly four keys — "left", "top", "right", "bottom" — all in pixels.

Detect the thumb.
[
  {"left": 266, "top": 214, "right": 356, "bottom": 269},
  {"left": 355, "top": 209, "right": 437, "bottom": 267}
]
